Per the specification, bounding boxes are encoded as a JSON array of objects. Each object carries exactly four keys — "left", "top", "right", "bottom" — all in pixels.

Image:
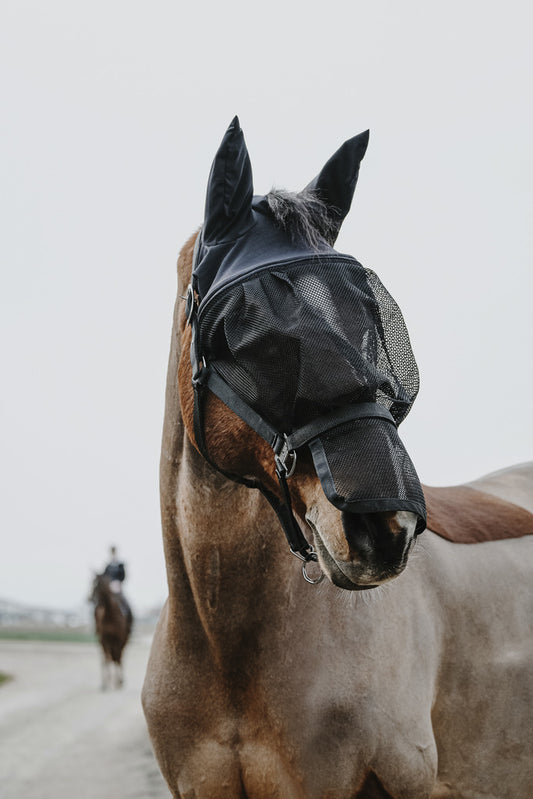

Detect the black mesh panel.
[
  {"left": 199, "top": 258, "right": 419, "bottom": 432},
  {"left": 308, "top": 418, "right": 426, "bottom": 517}
]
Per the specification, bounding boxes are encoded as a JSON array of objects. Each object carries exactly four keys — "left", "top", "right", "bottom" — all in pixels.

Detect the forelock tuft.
[{"left": 265, "top": 189, "right": 337, "bottom": 248}]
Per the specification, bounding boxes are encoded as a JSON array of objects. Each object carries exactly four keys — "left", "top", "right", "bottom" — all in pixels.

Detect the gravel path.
[{"left": 0, "top": 635, "right": 171, "bottom": 798}]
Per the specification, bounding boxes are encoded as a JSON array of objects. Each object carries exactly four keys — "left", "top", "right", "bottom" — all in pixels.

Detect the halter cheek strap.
[
  {"left": 187, "top": 280, "right": 318, "bottom": 563},
  {"left": 186, "top": 235, "right": 312, "bottom": 562}
]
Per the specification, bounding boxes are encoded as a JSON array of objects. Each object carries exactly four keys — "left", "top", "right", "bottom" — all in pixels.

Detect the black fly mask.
[{"left": 187, "top": 117, "right": 426, "bottom": 568}]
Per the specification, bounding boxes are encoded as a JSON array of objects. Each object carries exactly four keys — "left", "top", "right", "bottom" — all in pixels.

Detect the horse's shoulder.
[{"left": 423, "top": 464, "right": 533, "bottom": 544}]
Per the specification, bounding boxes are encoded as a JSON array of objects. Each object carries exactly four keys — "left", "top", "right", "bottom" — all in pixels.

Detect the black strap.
[
  {"left": 192, "top": 372, "right": 258, "bottom": 494},
  {"left": 205, "top": 369, "right": 280, "bottom": 448},
  {"left": 188, "top": 284, "right": 316, "bottom": 562},
  {"left": 207, "top": 368, "right": 396, "bottom": 456},
  {"left": 285, "top": 402, "right": 395, "bottom": 451},
  {"left": 274, "top": 469, "right": 317, "bottom": 560},
  {"left": 192, "top": 373, "right": 315, "bottom": 560}
]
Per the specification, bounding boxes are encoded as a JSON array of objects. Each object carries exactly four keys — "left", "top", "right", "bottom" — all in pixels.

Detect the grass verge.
[{"left": 0, "top": 628, "right": 96, "bottom": 643}]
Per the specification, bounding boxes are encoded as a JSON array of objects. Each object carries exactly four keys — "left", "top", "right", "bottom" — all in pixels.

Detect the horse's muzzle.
[{"left": 310, "top": 509, "right": 419, "bottom": 590}]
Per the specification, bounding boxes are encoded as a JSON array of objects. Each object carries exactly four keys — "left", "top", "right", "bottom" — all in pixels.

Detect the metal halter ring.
[
  {"left": 291, "top": 546, "right": 325, "bottom": 585},
  {"left": 302, "top": 557, "right": 325, "bottom": 585}
]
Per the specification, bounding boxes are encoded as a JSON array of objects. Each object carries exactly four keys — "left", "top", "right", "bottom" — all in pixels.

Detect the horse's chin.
[{"left": 308, "top": 521, "right": 407, "bottom": 592}]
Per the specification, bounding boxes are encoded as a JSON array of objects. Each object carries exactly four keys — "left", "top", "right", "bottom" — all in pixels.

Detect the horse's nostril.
[
  {"left": 342, "top": 515, "right": 375, "bottom": 560},
  {"left": 342, "top": 511, "right": 411, "bottom": 569}
]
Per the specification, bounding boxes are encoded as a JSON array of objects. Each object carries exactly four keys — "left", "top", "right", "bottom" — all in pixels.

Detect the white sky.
[{"left": 1, "top": 1, "right": 532, "bottom": 610}]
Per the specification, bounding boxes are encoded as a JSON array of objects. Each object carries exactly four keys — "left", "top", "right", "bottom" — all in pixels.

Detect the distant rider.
[
  {"left": 103, "top": 546, "right": 126, "bottom": 594},
  {"left": 102, "top": 545, "right": 132, "bottom": 624}
]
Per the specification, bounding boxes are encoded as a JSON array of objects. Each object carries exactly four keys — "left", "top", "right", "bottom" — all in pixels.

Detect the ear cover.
[
  {"left": 203, "top": 116, "right": 254, "bottom": 244},
  {"left": 305, "top": 130, "right": 370, "bottom": 242}
]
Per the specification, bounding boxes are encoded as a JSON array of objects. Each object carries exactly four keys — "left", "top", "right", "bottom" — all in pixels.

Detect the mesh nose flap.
[{"left": 308, "top": 417, "right": 427, "bottom": 523}]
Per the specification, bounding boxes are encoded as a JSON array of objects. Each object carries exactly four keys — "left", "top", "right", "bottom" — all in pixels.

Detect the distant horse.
[
  {"left": 91, "top": 573, "right": 133, "bottom": 690},
  {"left": 143, "top": 120, "right": 533, "bottom": 797}
]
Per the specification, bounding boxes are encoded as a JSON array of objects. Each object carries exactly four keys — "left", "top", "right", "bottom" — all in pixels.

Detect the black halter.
[
  {"left": 186, "top": 273, "right": 399, "bottom": 574},
  {"left": 182, "top": 120, "right": 426, "bottom": 575}
]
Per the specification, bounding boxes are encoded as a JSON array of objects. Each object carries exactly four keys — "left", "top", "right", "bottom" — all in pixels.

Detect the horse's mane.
[{"left": 265, "top": 188, "right": 337, "bottom": 248}]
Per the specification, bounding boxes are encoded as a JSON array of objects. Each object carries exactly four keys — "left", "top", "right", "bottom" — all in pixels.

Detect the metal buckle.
[
  {"left": 274, "top": 436, "right": 297, "bottom": 478},
  {"left": 191, "top": 356, "right": 207, "bottom": 387},
  {"left": 185, "top": 284, "right": 196, "bottom": 325}
]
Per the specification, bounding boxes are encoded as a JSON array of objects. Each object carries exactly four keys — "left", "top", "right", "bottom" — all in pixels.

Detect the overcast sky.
[{"left": 1, "top": 1, "right": 532, "bottom": 611}]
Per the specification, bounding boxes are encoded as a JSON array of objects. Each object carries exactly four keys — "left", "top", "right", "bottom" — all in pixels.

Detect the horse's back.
[
  {"left": 423, "top": 462, "right": 533, "bottom": 544},
  {"left": 467, "top": 461, "right": 533, "bottom": 514}
]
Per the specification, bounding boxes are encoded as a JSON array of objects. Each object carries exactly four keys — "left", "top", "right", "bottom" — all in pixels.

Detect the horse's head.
[{"left": 177, "top": 118, "right": 426, "bottom": 591}]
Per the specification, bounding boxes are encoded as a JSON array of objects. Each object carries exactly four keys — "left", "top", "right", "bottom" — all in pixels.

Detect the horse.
[
  {"left": 90, "top": 573, "right": 133, "bottom": 690},
  {"left": 142, "top": 119, "right": 533, "bottom": 798}
]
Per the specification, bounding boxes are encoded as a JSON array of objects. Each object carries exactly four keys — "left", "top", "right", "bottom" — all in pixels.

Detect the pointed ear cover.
[
  {"left": 305, "top": 130, "right": 369, "bottom": 242},
  {"left": 203, "top": 116, "right": 254, "bottom": 244}
]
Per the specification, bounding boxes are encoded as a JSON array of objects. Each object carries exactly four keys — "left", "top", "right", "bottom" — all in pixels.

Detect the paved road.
[{"left": 0, "top": 635, "right": 171, "bottom": 799}]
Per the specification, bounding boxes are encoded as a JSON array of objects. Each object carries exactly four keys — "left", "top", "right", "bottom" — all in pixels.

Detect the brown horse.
[
  {"left": 143, "top": 123, "right": 533, "bottom": 798},
  {"left": 91, "top": 573, "right": 133, "bottom": 690}
]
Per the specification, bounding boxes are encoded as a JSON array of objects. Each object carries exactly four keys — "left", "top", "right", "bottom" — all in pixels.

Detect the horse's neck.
[
  {"left": 161, "top": 282, "right": 294, "bottom": 655},
  {"left": 162, "top": 434, "right": 293, "bottom": 657}
]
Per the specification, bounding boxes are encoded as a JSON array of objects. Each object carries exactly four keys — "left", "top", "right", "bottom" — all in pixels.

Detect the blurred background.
[
  {"left": 0, "top": 3, "right": 531, "bottom": 793},
  {"left": 0, "top": 0, "right": 533, "bottom": 799},
  {"left": 1, "top": 0, "right": 532, "bottom": 618}
]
